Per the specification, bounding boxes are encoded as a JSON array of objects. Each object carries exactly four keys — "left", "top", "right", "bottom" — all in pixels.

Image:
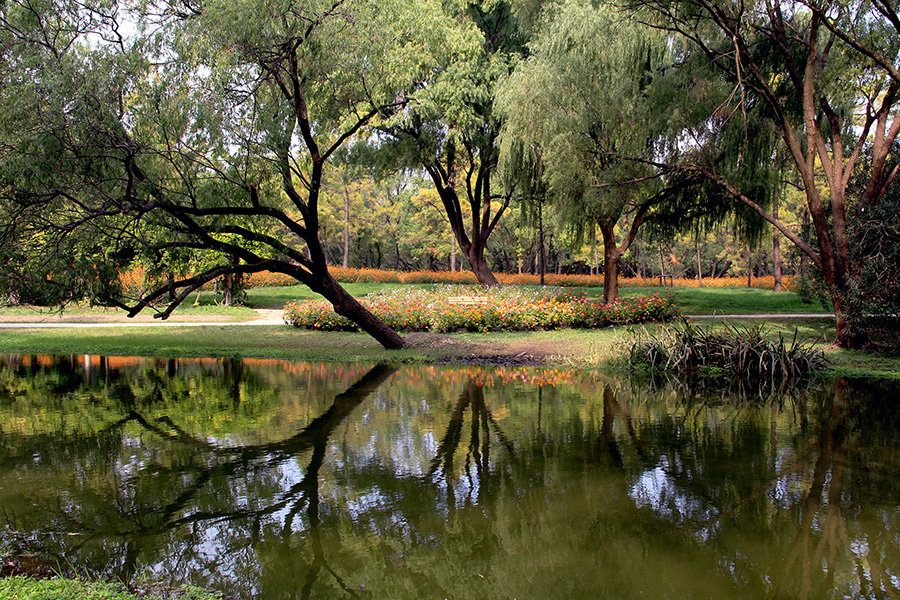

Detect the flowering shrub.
[
  {"left": 240, "top": 268, "right": 793, "bottom": 290},
  {"left": 283, "top": 286, "right": 678, "bottom": 332},
  {"left": 122, "top": 266, "right": 793, "bottom": 292}
]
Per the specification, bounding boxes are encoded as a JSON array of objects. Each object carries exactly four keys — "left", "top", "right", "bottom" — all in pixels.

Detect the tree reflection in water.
[{"left": 0, "top": 356, "right": 898, "bottom": 599}]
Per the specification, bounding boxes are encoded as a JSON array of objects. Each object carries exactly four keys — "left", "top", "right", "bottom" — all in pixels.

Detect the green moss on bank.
[{"left": 0, "top": 577, "right": 220, "bottom": 600}]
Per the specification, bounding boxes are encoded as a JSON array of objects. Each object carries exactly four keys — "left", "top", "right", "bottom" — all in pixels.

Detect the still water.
[{"left": 0, "top": 354, "right": 899, "bottom": 599}]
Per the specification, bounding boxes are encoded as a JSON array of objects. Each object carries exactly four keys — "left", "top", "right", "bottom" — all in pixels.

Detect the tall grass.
[{"left": 628, "top": 320, "right": 827, "bottom": 379}]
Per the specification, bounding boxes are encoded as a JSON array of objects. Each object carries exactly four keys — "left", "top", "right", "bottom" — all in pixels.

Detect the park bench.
[{"left": 446, "top": 296, "right": 491, "bottom": 307}]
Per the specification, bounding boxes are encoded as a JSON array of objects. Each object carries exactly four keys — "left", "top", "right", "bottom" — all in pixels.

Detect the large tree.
[
  {"left": 499, "top": 1, "right": 715, "bottom": 302},
  {"left": 0, "top": 0, "right": 434, "bottom": 348},
  {"left": 380, "top": 0, "right": 530, "bottom": 286},
  {"left": 633, "top": 0, "right": 900, "bottom": 346}
]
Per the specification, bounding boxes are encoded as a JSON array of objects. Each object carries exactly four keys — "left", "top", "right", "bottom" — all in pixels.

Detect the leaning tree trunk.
[{"left": 315, "top": 271, "right": 407, "bottom": 349}]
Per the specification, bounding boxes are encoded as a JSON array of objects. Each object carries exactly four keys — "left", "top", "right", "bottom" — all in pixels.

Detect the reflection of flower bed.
[{"left": 283, "top": 286, "right": 677, "bottom": 332}]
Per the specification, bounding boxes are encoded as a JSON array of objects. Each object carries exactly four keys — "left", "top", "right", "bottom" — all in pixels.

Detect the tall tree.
[
  {"left": 499, "top": 1, "right": 712, "bottom": 302},
  {"left": 0, "top": 0, "right": 434, "bottom": 348},
  {"left": 634, "top": 0, "right": 900, "bottom": 346},
  {"left": 380, "top": 0, "right": 529, "bottom": 286}
]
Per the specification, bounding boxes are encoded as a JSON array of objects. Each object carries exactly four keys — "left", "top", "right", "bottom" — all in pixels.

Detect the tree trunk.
[
  {"left": 696, "top": 238, "right": 703, "bottom": 287},
  {"left": 342, "top": 185, "right": 350, "bottom": 269},
  {"left": 658, "top": 248, "right": 665, "bottom": 286},
  {"left": 772, "top": 190, "right": 783, "bottom": 292},
  {"left": 466, "top": 247, "right": 499, "bottom": 287},
  {"left": 599, "top": 222, "right": 620, "bottom": 304},
  {"left": 538, "top": 201, "right": 546, "bottom": 286},
  {"left": 747, "top": 244, "right": 753, "bottom": 288},
  {"left": 316, "top": 271, "right": 406, "bottom": 349},
  {"left": 800, "top": 209, "right": 810, "bottom": 276},
  {"left": 450, "top": 235, "right": 457, "bottom": 272},
  {"left": 223, "top": 272, "right": 234, "bottom": 306}
]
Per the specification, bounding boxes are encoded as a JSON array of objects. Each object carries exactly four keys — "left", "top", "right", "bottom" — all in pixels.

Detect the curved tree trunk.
[
  {"left": 599, "top": 222, "right": 620, "bottom": 304},
  {"left": 315, "top": 271, "right": 407, "bottom": 349},
  {"left": 464, "top": 242, "right": 499, "bottom": 287}
]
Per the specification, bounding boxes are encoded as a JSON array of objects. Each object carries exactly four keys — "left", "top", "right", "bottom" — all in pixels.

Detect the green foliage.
[{"left": 628, "top": 321, "right": 827, "bottom": 378}]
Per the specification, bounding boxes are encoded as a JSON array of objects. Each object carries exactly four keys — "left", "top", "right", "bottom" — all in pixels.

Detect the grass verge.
[
  {"left": 0, "top": 576, "right": 220, "bottom": 600},
  {"left": 0, "top": 318, "right": 895, "bottom": 377}
]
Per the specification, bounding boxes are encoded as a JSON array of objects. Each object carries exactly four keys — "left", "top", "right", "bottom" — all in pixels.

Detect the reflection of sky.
[{"left": 629, "top": 459, "right": 705, "bottom": 524}]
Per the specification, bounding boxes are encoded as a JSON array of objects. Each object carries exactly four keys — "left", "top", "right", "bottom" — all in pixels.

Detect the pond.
[{"left": 1, "top": 354, "right": 899, "bottom": 599}]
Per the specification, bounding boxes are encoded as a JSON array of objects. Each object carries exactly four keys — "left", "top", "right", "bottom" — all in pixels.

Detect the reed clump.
[{"left": 628, "top": 321, "right": 827, "bottom": 379}]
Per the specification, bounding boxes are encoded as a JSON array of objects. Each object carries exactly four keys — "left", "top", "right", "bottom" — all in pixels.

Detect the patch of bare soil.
[{"left": 403, "top": 333, "right": 578, "bottom": 366}]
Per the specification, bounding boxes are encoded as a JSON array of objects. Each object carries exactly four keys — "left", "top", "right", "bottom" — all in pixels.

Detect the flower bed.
[
  {"left": 120, "top": 266, "right": 793, "bottom": 293},
  {"left": 245, "top": 267, "right": 793, "bottom": 290},
  {"left": 283, "top": 286, "right": 678, "bottom": 332}
]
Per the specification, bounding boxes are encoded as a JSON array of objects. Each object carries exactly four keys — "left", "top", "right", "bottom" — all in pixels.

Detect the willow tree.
[
  {"left": 379, "top": 0, "right": 531, "bottom": 286},
  {"left": 499, "top": 1, "right": 713, "bottom": 303},
  {"left": 0, "top": 0, "right": 439, "bottom": 348},
  {"left": 633, "top": 0, "right": 900, "bottom": 346}
]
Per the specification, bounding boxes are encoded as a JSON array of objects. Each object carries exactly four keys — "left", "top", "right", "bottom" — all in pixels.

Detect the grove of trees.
[{"left": 1, "top": 0, "right": 898, "bottom": 348}]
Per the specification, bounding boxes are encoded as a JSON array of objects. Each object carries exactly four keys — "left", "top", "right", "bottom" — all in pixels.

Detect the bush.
[
  {"left": 283, "top": 286, "right": 678, "bottom": 332},
  {"left": 627, "top": 321, "right": 827, "bottom": 378}
]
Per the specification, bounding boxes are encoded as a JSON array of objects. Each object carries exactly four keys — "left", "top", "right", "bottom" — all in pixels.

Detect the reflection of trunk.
[
  {"left": 112, "top": 363, "right": 396, "bottom": 588},
  {"left": 778, "top": 381, "right": 852, "bottom": 599},
  {"left": 222, "top": 357, "right": 243, "bottom": 409},
  {"left": 429, "top": 380, "right": 514, "bottom": 505},
  {"left": 600, "top": 385, "right": 623, "bottom": 469}
]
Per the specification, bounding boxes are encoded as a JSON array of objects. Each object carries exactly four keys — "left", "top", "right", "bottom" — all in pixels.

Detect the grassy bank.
[
  {"left": 0, "top": 318, "right": 896, "bottom": 378},
  {"left": 0, "top": 576, "right": 219, "bottom": 600}
]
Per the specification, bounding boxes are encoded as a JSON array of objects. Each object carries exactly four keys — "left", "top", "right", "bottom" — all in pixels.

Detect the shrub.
[
  {"left": 283, "top": 286, "right": 678, "bottom": 332},
  {"left": 627, "top": 321, "right": 827, "bottom": 378}
]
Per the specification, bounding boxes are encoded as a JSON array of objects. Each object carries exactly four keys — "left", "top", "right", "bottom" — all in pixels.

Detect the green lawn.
[
  {"left": 232, "top": 282, "right": 412, "bottom": 309},
  {"left": 1, "top": 283, "right": 831, "bottom": 319},
  {"left": 0, "top": 318, "right": 895, "bottom": 378},
  {"left": 617, "top": 286, "right": 831, "bottom": 315},
  {"left": 0, "top": 302, "right": 258, "bottom": 321},
  {"left": 235, "top": 282, "right": 831, "bottom": 315}
]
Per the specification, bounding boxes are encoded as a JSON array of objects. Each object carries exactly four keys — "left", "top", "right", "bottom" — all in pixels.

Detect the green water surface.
[{"left": 0, "top": 355, "right": 898, "bottom": 599}]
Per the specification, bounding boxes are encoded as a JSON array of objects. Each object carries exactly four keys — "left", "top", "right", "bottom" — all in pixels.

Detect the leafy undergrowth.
[
  {"left": 627, "top": 320, "right": 827, "bottom": 379},
  {"left": 283, "top": 285, "right": 678, "bottom": 332},
  {"left": 0, "top": 576, "right": 220, "bottom": 600}
]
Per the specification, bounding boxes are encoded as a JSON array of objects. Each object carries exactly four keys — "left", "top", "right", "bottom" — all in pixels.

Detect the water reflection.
[{"left": 0, "top": 355, "right": 899, "bottom": 599}]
